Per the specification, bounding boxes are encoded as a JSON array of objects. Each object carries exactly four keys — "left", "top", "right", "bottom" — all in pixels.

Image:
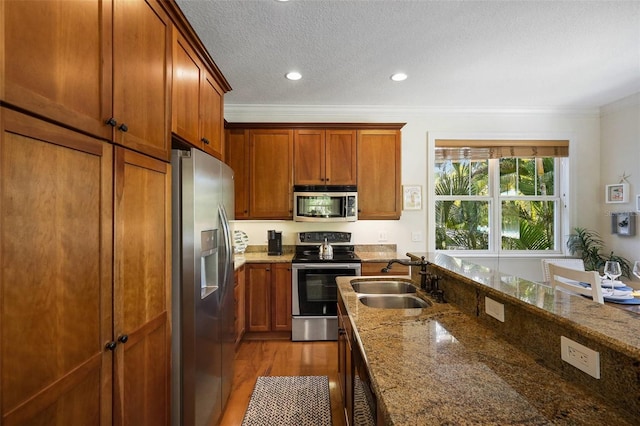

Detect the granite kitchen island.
[{"left": 336, "top": 252, "right": 639, "bottom": 425}]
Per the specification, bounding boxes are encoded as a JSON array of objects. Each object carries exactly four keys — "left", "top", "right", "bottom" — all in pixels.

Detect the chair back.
[
  {"left": 548, "top": 263, "right": 603, "bottom": 304},
  {"left": 541, "top": 258, "right": 585, "bottom": 283}
]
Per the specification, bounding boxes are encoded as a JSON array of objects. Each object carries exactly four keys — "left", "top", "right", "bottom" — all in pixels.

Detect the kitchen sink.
[
  {"left": 358, "top": 294, "right": 430, "bottom": 309},
  {"left": 351, "top": 280, "right": 417, "bottom": 294}
]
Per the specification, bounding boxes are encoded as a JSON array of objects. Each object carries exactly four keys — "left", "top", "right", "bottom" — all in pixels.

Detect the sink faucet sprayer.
[{"left": 381, "top": 256, "right": 445, "bottom": 303}]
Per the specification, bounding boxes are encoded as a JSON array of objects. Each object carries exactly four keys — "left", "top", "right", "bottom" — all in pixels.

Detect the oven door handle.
[{"left": 293, "top": 263, "right": 361, "bottom": 269}]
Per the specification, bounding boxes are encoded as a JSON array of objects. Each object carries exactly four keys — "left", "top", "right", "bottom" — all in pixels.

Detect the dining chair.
[
  {"left": 547, "top": 263, "right": 604, "bottom": 304},
  {"left": 541, "top": 258, "right": 585, "bottom": 283}
]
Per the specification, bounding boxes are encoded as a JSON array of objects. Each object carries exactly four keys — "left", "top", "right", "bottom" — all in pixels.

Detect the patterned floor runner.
[{"left": 241, "top": 376, "right": 332, "bottom": 426}]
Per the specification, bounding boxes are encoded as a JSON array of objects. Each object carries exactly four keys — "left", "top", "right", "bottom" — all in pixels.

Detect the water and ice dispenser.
[{"left": 200, "top": 229, "right": 219, "bottom": 298}]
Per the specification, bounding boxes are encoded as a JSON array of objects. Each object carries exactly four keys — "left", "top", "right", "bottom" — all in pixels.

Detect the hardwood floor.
[{"left": 220, "top": 340, "right": 346, "bottom": 426}]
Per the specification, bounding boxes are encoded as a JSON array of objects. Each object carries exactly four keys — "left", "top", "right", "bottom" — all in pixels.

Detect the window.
[{"left": 433, "top": 139, "right": 568, "bottom": 254}]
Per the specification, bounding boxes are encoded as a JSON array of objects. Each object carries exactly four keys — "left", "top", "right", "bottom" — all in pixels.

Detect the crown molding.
[{"left": 224, "top": 104, "right": 600, "bottom": 120}]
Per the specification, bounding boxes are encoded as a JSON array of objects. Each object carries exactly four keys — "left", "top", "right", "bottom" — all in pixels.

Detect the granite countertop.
[
  {"left": 337, "top": 275, "right": 636, "bottom": 425},
  {"left": 409, "top": 252, "right": 640, "bottom": 348},
  {"left": 232, "top": 244, "right": 406, "bottom": 268}
]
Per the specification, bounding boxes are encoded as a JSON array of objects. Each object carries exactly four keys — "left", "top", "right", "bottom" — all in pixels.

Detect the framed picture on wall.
[
  {"left": 605, "top": 183, "right": 629, "bottom": 203},
  {"left": 403, "top": 185, "right": 422, "bottom": 210}
]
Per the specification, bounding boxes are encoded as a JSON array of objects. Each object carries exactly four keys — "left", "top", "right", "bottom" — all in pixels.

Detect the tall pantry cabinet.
[{"left": 0, "top": 0, "right": 194, "bottom": 424}]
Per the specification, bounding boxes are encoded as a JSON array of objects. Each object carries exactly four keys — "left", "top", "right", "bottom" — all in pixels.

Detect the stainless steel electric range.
[{"left": 291, "top": 231, "right": 361, "bottom": 341}]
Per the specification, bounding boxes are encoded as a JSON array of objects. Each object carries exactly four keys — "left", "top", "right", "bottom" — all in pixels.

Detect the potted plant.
[{"left": 566, "top": 227, "right": 632, "bottom": 278}]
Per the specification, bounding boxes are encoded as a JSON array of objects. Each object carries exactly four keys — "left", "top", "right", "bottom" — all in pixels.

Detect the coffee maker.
[{"left": 267, "top": 230, "right": 282, "bottom": 255}]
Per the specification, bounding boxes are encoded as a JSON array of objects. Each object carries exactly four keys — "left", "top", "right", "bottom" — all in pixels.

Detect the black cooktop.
[
  {"left": 292, "top": 245, "right": 361, "bottom": 263},
  {"left": 292, "top": 231, "right": 361, "bottom": 263}
]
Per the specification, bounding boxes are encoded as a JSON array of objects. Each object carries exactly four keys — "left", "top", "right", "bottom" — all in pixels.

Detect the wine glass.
[
  {"left": 604, "top": 261, "right": 621, "bottom": 295},
  {"left": 633, "top": 261, "right": 640, "bottom": 280}
]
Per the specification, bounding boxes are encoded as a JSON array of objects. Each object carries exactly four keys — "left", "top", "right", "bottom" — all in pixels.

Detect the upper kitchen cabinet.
[
  {"left": 294, "top": 129, "right": 357, "bottom": 186},
  {"left": 357, "top": 128, "right": 403, "bottom": 220},
  {"left": 112, "top": 0, "right": 172, "bottom": 161},
  {"left": 172, "top": 31, "right": 225, "bottom": 159},
  {"left": 2, "top": 0, "right": 113, "bottom": 140},
  {"left": 2, "top": 0, "right": 173, "bottom": 161},
  {"left": 250, "top": 129, "right": 294, "bottom": 219},
  {"left": 226, "top": 126, "right": 294, "bottom": 219},
  {"left": 226, "top": 128, "right": 250, "bottom": 218}
]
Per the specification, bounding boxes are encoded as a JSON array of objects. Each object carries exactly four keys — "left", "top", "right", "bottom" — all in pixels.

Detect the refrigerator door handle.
[{"left": 219, "top": 205, "right": 232, "bottom": 293}]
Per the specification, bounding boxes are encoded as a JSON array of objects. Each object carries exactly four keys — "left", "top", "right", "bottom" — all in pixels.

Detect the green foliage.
[
  {"left": 566, "top": 227, "right": 631, "bottom": 278},
  {"left": 435, "top": 157, "right": 556, "bottom": 251}
]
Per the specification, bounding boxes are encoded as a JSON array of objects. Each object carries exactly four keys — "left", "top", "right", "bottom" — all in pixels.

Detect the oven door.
[{"left": 292, "top": 263, "right": 361, "bottom": 316}]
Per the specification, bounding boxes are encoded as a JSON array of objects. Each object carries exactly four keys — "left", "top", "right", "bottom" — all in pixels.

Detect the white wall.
[
  {"left": 226, "top": 104, "right": 604, "bottom": 281},
  {"left": 599, "top": 93, "right": 640, "bottom": 280}
]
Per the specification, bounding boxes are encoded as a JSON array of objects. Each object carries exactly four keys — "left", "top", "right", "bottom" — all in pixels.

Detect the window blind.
[{"left": 434, "top": 139, "right": 569, "bottom": 161}]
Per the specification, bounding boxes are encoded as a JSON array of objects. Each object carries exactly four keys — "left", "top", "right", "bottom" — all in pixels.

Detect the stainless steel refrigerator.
[{"left": 171, "top": 148, "right": 235, "bottom": 426}]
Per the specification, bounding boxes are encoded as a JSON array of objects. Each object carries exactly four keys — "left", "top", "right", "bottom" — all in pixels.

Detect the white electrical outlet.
[
  {"left": 561, "top": 336, "right": 600, "bottom": 379},
  {"left": 484, "top": 297, "right": 505, "bottom": 322},
  {"left": 378, "top": 231, "right": 388, "bottom": 242},
  {"left": 411, "top": 231, "right": 422, "bottom": 242}
]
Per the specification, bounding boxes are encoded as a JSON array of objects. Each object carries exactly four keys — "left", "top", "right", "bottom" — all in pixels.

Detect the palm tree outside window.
[{"left": 434, "top": 139, "right": 568, "bottom": 253}]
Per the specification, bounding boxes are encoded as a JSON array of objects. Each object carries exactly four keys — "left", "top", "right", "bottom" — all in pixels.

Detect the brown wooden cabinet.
[
  {"left": 0, "top": 108, "right": 114, "bottom": 425},
  {"left": 226, "top": 128, "right": 250, "bottom": 218},
  {"left": 337, "top": 296, "right": 353, "bottom": 425},
  {"left": 226, "top": 123, "right": 403, "bottom": 220},
  {"left": 112, "top": 0, "right": 172, "bottom": 161},
  {"left": 2, "top": 0, "right": 112, "bottom": 140},
  {"left": 357, "top": 129, "right": 402, "bottom": 220},
  {"left": 250, "top": 129, "right": 294, "bottom": 219},
  {"left": 172, "top": 31, "right": 225, "bottom": 159},
  {"left": 294, "top": 129, "right": 357, "bottom": 185},
  {"left": 246, "top": 263, "right": 292, "bottom": 333},
  {"left": 234, "top": 265, "right": 246, "bottom": 347},
  {"left": 113, "top": 147, "right": 171, "bottom": 425},
  {"left": 2, "top": 0, "right": 172, "bottom": 161},
  {"left": 225, "top": 128, "right": 293, "bottom": 219},
  {"left": 0, "top": 110, "right": 171, "bottom": 426}
]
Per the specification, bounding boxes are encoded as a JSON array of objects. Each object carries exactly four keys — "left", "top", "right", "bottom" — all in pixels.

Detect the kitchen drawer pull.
[{"left": 202, "top": 137, "right": 210, "bottom": 145}]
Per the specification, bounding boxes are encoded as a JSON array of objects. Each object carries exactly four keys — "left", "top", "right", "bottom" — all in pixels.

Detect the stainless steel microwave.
[{"left": 293, "top": 185, "right": 357, "bottom": 222}]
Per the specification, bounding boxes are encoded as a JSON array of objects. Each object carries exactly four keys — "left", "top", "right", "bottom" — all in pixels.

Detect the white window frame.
[{"left": 428, "top": 132, "right": 570, "bottom": 257}]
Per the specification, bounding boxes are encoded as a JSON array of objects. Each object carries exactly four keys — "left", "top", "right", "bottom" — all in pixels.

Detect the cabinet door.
[
  {"left": 172, "top": 30, "right": 203, "bottom": 149},
  {"left": 272, "top": 264, "right": 292, "bottom": 332},
  {"left": 225, "top": 129, "right": 250, "bottom": 218},
  {"left": 326, "top": 130, "right": 357, "bottom": 185},
  {"left": 357, "top": 130, "right": 402, "bottom": 220},
  {"left": 201, "top": 72, "right": 225, "bottom": 160},
  {"left": 294, "top": 129, "right": 326, "bottom": 185},
  {"left": 0, "top": 109, "right": 113, "bottom": 425},
  {"left": 246, "top": 264, "right": 271, "bottom": 332},
  {"left": 2, "top": 0, "right": 112, "bottom": 140},
  {"left": 234, "top": 266, "right": 246, "bottom": 346},
  {"left": 249, "top": 129, "right": 293, "bottom": 219},
  {"left": 113, "top": 147, "right": 171, "bottom": 426},
  {"left": 337, "top": 300, "right": 353, "bottom": 425},
  {"left": 113, "top": 0, "right": 171, "bottom": 161}
]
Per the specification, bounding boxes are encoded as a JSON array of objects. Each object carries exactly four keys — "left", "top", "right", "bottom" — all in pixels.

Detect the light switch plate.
[{"left": 485, "top": 297, "right": 505, "bottom": 322}]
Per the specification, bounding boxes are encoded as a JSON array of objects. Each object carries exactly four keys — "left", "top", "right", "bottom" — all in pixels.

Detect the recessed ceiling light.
[
  {"left": 285, "top": 71, "right": 302, "bottom": 81},
  {"left": 390, "top": 73, "right": 408, "bottom": 82}
]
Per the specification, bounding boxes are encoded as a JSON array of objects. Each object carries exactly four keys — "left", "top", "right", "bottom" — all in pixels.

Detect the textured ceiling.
[{"left": 176, "top": 0, "right": 640, "bottom": 109}]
